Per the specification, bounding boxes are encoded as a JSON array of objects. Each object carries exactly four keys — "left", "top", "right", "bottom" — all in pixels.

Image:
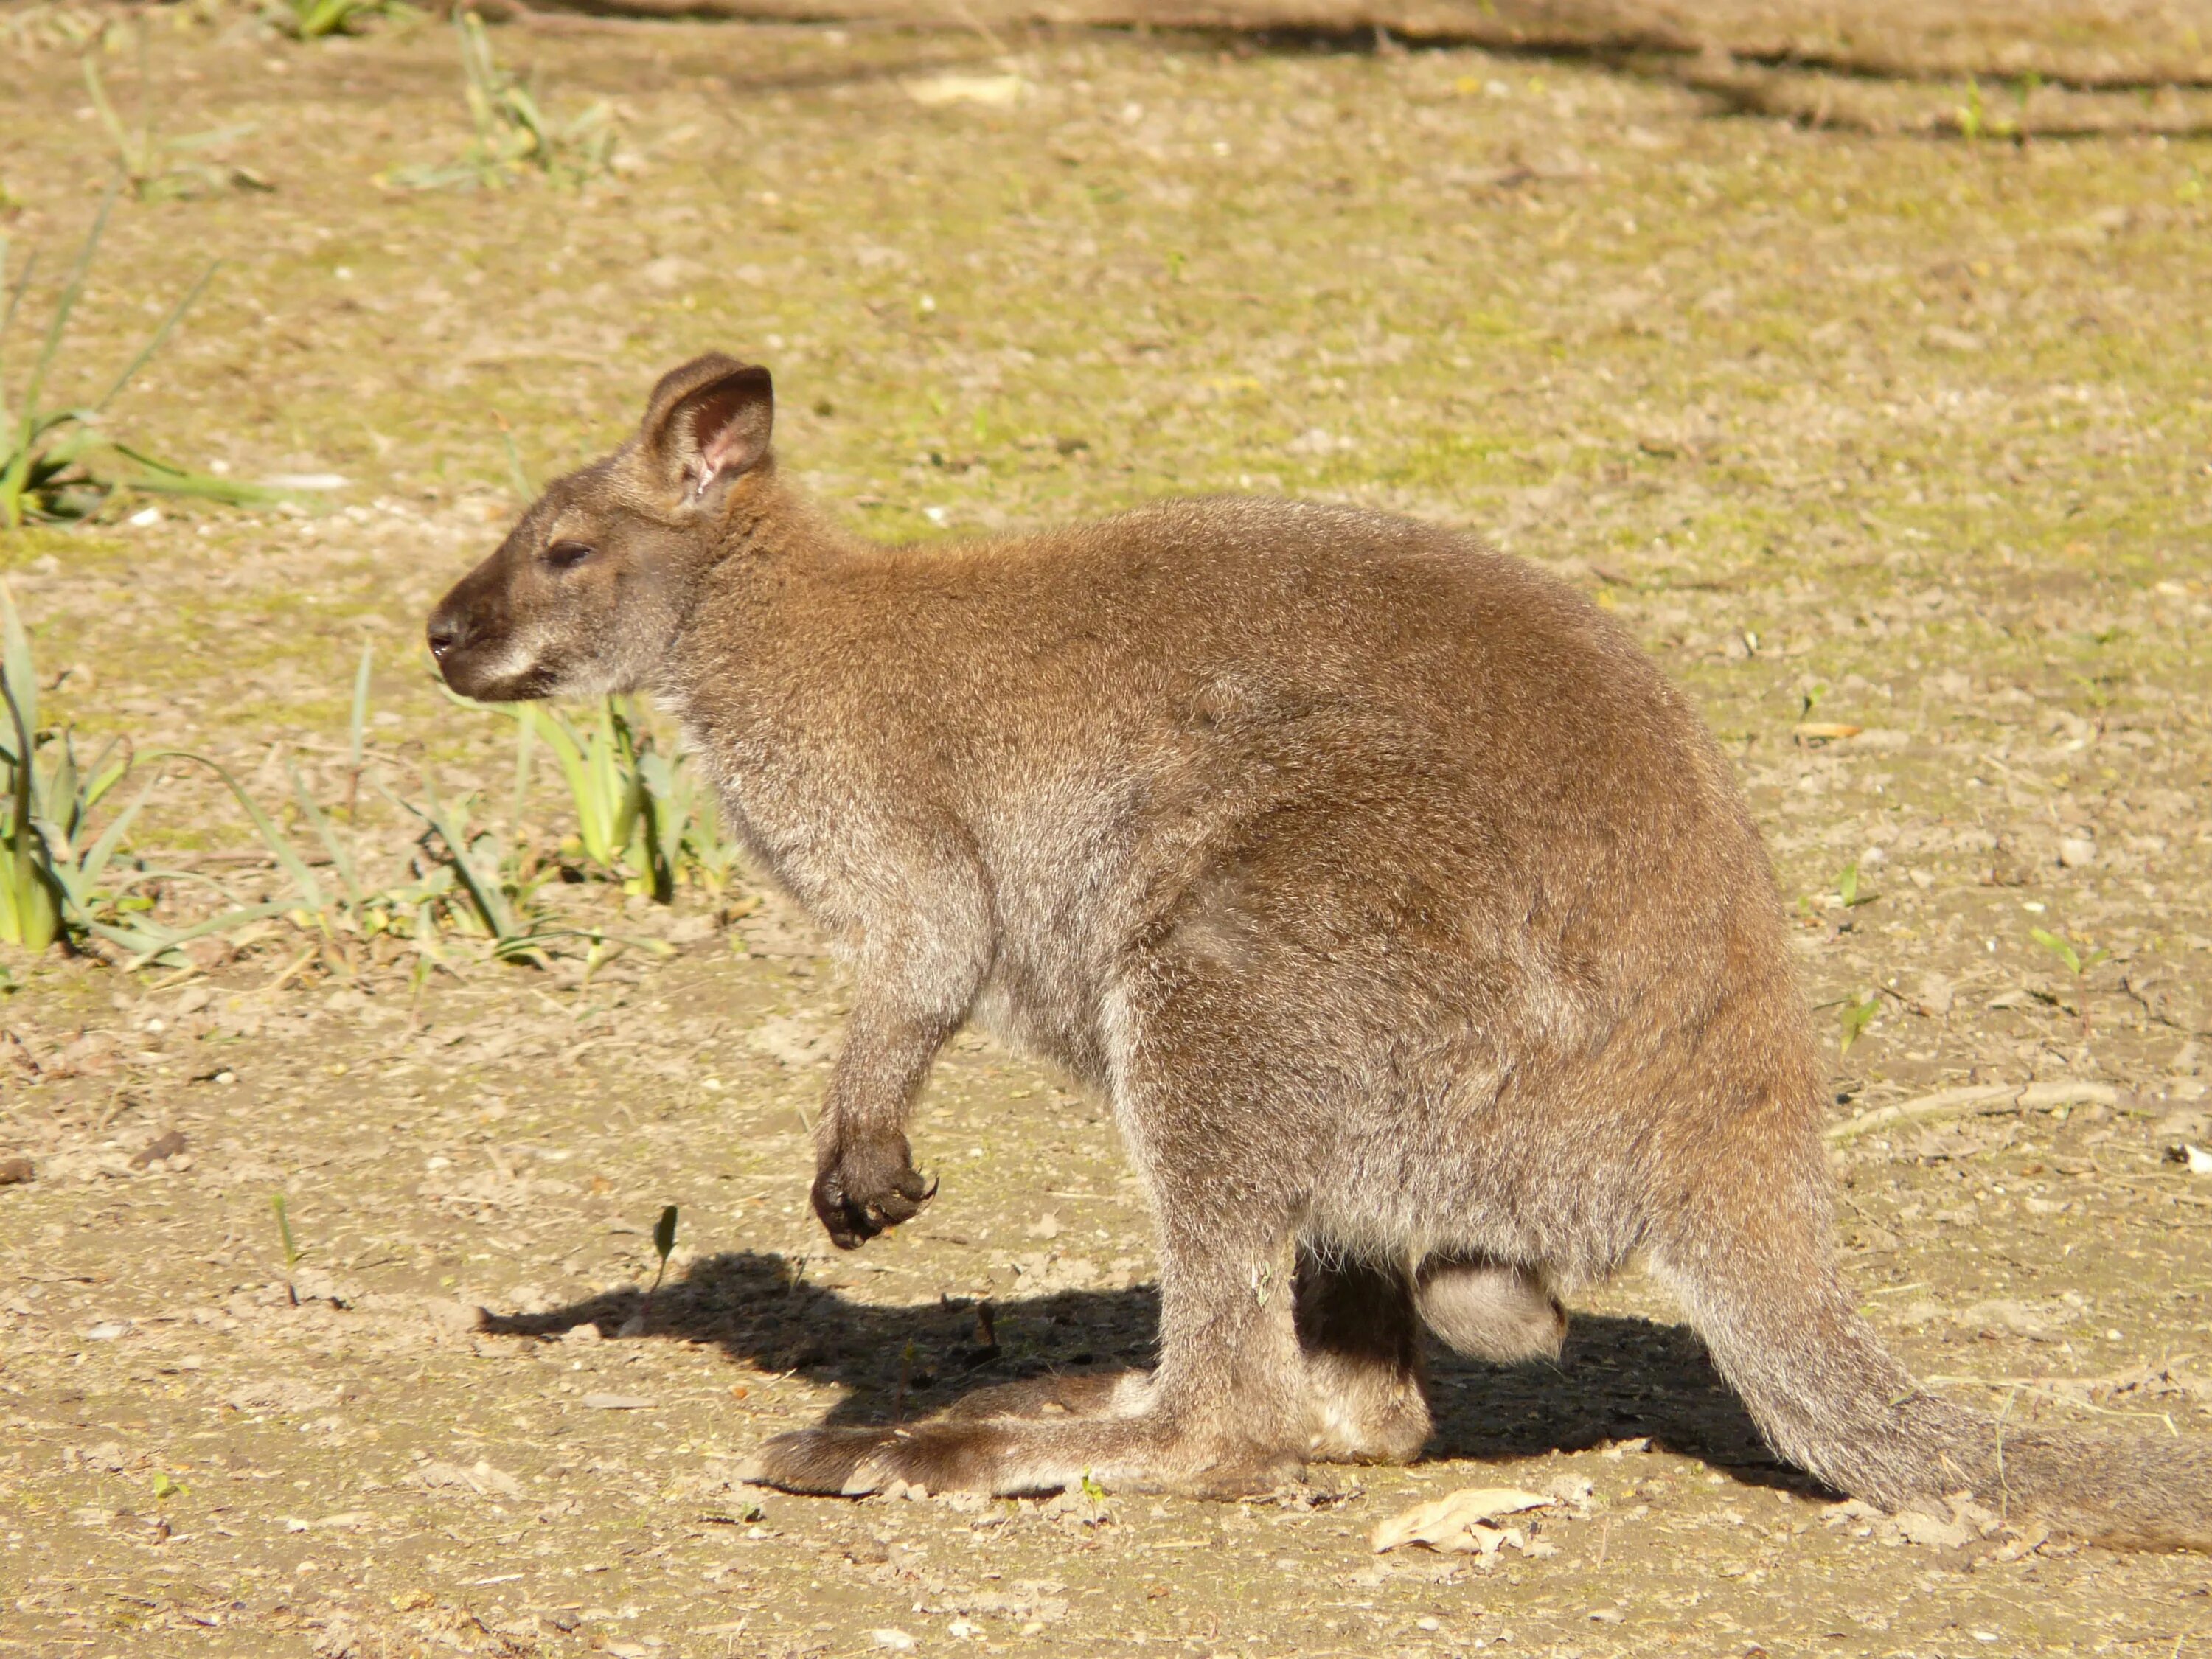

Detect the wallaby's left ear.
[{"left": 640, "top": 353, "right": 774, "bottom": 504}]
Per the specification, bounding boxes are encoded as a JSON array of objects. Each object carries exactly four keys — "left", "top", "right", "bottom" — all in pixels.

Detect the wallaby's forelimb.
[
  {"left": 810, "top": 1005, "right": 946, "bottom": 1249},
  {"left": 807, "top": 885, "right": 989, "bottom": 1248}
]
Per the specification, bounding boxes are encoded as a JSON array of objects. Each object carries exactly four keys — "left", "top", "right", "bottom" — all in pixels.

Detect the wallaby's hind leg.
[
  {"left": 745, "top": 961, "right": 1329, "bottom": 1499},
  {"left": 745, "top": 1201, "right": 1308, "bottom": 1496},
  {"left": 1416, "top": 1258, "right": 1566, "bottom": 1364},
  {"left": 1295, "top": 1250, "right": 1431, "bottom": 1464},
  {"left": 938, "top": 1369, "right": 1151, "bottom": 1422},
  {"left": 774, "top": 1252, "right": 1439, "bottom": 1476}
]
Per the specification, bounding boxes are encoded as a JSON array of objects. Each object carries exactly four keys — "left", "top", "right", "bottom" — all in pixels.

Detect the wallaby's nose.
[{"left": 426, "top": 611, "right": 469, "bottom": 663}]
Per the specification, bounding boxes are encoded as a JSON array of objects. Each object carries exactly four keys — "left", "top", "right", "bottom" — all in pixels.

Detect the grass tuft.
[
  {"left": 1, "top": 195, "right": 283, "bottom": 528},
  {"left": 82, "top": 29, "right": 268, "bottom": 202},
  {"left": 380, "top": 13, "right": 615, "bottom": 193}
]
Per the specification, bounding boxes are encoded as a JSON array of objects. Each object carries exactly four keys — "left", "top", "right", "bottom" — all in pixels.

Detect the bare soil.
[{"left": 2, "top": 7, "right": 2211, "bottom": 1656}]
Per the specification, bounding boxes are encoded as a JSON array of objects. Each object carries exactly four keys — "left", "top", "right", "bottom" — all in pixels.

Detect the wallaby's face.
[{"left": 427, "top": 354, "right": 776, "bottom": 703}]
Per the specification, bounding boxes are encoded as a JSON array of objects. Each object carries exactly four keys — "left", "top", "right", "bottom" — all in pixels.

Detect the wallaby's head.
[{"left": 427, "top": 353, "right": 776, "bottom": 702}]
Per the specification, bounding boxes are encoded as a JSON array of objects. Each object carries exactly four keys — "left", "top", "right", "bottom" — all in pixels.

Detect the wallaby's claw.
[{"left": 810, "top": 1134, "right": 935, "bottom": 1249}]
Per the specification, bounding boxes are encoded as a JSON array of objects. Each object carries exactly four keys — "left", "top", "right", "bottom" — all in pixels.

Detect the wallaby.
[{"left": 428, "top": 354, "right": 2211, "bottom": 1548}]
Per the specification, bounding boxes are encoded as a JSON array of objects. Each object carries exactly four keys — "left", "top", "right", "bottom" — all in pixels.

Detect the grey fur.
[{"left": 426, "top": 355, "right": 2212, "bottom": 1549}]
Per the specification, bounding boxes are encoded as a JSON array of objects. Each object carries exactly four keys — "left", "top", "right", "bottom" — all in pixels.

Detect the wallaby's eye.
[{"left": 544, "top": 540, "right": 594, "bottom": 573}]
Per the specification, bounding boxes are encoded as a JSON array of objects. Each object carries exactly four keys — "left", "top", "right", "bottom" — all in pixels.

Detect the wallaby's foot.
[
  {"left": 1304, "top": 1354, "right": 1430, "bottom": 1464},
  {"left": 1415, "top": 1259, "right": 1566, "bottom": 1363},
  {"left": 939, "top": 1368, "right": 1152, "bottom": 1421},
  {"left": 745, "top": 1415, "right": 1301, "bottom": 1498},
  {"left": 1294, "top": 1251, "right": 1431, "bottom": 1464},
  {"left": 809, "top": 1127, "right": 936, "bottom": 1250}
]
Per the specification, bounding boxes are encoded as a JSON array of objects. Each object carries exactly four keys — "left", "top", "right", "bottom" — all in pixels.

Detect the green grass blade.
[
  {"left": 535, "top": 707, "right": 599, "bottom": 859},
  {"left": 509, "top": 702, "right": 535, "bottom": 831},
  {"left": 77, "top": 734, "right": 129, "bottom": 817},
  {"left": 79, "top": 771, "right": 158, "bottom": 887},
  {"left": 47, "top": 731, "right": 79, "bottom": 848},
  {"left": 1, "top": 580, "right": 39, "bottom": 741},
  {"left": 2028, "top": 926, "right": 2079, "bottom": 976},
  {"left": 348, "top": 641, "right": 372, "bottom": 774},
  {"left": 286, "top": 757, "right": 361, "bottom": 914},
  {"left": 80, "top": 56, "right": 137, "bottom": 184},
  {"left": 412, "top": 771, "right": 520, "bottom": 941},
  {"left": 0, "top": 237, "right": 27, "bottom": 442},
  {"left": 0, "top": 678, "right": 58, "bottom": 951},
  {"left": 501, "top": 428, "right": 532, "bottom": 501},
  {"left": 91, "top": 899, "right": 288, "bottom": 964},
  {"left": 150, "top": 748, "right": 325, "bottom": 912},
  {"left": 94, "top": 261, "right": 218, "bottom": 414},
  {"left": 106, "top": 458, "right": 291, "bottom": 507},
  {"left": 24, "top": 189, "right": 114, "bottom": 420},
  {"left": 164, "top": 122, "right": 258, "bottom": 155}
]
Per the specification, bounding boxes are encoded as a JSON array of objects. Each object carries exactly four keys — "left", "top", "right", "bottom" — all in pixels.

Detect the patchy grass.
[{"left": 0, "top": 10, "right": 2209, "bottom": 1656}]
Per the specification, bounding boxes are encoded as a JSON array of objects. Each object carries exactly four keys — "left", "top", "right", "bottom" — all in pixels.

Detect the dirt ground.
[{"left": 3, "top": 7, "right": 2212, "bottom": 1655}]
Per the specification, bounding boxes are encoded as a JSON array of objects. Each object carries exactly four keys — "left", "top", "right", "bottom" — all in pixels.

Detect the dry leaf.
[
  {"left": 413, "top": 1458, "right": 524, "bottom": 1499},
  {"left": 131, "top": 1130, "right": 187, "bottom": 1168},
  {"left": 1371, "top": 1486, "right": 1554, "bottom": 1553}
]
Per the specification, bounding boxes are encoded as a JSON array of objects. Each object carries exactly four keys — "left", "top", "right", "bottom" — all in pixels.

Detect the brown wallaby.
[{"left": 428, "top": 353, "right": 2211, "bottom": 1548}]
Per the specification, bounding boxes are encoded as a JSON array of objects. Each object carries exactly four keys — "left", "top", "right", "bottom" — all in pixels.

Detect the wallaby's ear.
[{"left": 639, "top": 353, "right": 774, "bottom": 504}]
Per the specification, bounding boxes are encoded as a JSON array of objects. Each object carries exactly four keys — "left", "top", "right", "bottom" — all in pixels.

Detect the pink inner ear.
[{"left": 689, "top": 382, "right": 762, "bottom": 493}]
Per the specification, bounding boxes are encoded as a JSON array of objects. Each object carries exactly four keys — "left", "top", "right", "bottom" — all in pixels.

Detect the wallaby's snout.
[
  {"left": 425, "top": 550, "right": 522, "bottom": 698},
  {"left": 426, "top": 352, "right": 779, "bottom": 706}
]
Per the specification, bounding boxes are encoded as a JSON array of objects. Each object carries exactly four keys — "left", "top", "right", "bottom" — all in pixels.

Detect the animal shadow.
[{"left": 480, "top": 1250, "right": 1817, "bottom": 1494}]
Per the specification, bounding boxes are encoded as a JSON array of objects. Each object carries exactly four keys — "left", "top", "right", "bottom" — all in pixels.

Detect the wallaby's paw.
[{"left": 810, "top": 1131, "right": 936, "bottom": 1250}]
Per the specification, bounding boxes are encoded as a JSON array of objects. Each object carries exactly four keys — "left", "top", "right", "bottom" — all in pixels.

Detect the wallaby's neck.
[
  {"left": 655, "top": 465, "right": 858, "bottom": 703},
  {"left": 709, "top": 464, "right": 860, "bottom": 580}
]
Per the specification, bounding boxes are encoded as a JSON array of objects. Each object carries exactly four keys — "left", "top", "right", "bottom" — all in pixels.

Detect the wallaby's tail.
[{"left": 1653, "top": 1150, "right": 2212, "bottom": 1553}]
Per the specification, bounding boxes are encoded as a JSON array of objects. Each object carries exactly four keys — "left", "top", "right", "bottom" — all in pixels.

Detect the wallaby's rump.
[{"left": 427, "top": 355, "right": 2212, "bottom": 1548}]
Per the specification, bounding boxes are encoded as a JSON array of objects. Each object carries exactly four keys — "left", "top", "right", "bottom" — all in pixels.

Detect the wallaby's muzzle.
[{"left": 426, "top": 553, "right": 535, "bottom": 702}]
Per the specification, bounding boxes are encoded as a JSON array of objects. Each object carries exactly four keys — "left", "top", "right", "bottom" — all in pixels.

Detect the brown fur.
[{"left": 428, "top": 354, "right": 2212, "bottom": 1548}]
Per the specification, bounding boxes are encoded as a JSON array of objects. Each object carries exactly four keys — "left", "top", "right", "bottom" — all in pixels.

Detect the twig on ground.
[
  {"left": 1924, "top": 1374, "right": 2183, "bottom": 1436},
  {"left": 1827, "top": 1080, "right": 2123, "bottom": 1144}
]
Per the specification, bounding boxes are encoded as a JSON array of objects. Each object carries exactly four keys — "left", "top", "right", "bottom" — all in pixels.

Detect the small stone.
[
  {"left": 0, "top": 1156, "right": 33, "bottom": 1186},
  {"left": 1893, "top": 1509, "right": 1972, "bottom": 1549}
]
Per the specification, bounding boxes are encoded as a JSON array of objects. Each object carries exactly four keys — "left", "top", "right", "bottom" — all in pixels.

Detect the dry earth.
[{"left": 2, "top": 7, "right": 2211, "bottom": 1657}]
